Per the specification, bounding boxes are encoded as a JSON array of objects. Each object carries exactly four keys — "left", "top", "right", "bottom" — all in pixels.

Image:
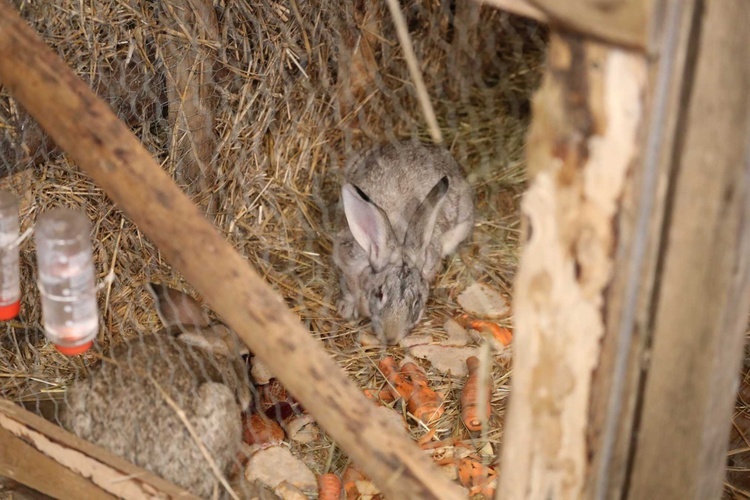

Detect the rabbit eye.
[{"left": 374, "top": 287, "right": 386, "bottom": 303}]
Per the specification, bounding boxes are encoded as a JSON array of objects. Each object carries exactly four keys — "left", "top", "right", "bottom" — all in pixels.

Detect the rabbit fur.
[
  {"left": 333, "top": 141, "right": 474, "bottom": 344},
  {"left": 59, "top": 283, "right": 252, "bottom": 498}
]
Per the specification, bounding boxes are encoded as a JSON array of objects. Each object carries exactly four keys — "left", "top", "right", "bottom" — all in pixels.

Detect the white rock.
[
  {"left": 283, "top": 415, "right": 320, "bottom": 444},
  {"left": 400, "top": 334, "right": 433, "bottom": 348},
  {"left": 457, "top": 283, "right": 510, "bottom": 319},
  {"left": 358, "top": 331, "right": 381, "bottom": 346},
  {"left": 408, "top": 345, "right": 481, "bottom": 377},
  {"left": 245, "top": 446, "right": 317, "bottom": 493},
  {"left": 442, "top": 319, "right": 470, "bottom": 347},
  {"left": 273, "top": 481, "right": 308, "bottom": 500},
  {"left": 467, "top": 328, "right": 506, "bottom": 353}
]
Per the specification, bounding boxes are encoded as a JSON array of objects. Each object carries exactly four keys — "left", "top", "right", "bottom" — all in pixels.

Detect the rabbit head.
[
  {"left": 147, "top": 283, "right": 252, "bottom": 408},
  {"left": 342, "top": 176, "right": 449, "bottom": 344}
]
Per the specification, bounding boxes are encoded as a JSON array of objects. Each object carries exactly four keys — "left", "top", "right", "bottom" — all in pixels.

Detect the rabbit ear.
[
  {"left": 147, "top": 283, "right": 211, "bottom": 329},
  {"left": 342, "top": 183, "right": 396, "bottom": 271},
  {"left": 404, "top": 176, "right": 449, "bottom": 269}
]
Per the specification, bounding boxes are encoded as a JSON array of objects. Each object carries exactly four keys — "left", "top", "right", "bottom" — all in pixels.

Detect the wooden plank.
[
  {"left": 0, "top": 4, "right": 464, "bottom": 499},
  {"left": 626, "top": 1, "right": 750, "bottom": 498},
  {"left": 474, "top": 0, "right": 548, "bottom": 24},
  {"left": 0, "top": 427, "right": 114, "bottom": 500},
  {"left": 584, "top": 1, "right": 702, "bottom": 497},
  {"left": 530, "top": 0, "right": 647, "bottom": 48},
  {"left": 475, "top": 0, "right": 647, "bottom": 49},
  {"left": 0, "top": 400, "right": 194, "bottom": 499},
  {"left": 497, "top": 30, "right": 648, "bottom": 498}
]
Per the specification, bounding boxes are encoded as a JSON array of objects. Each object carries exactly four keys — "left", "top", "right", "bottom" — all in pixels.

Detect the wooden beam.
[
  {"left": 498, "top": 30, "right": 648, "bottom": 498},
  {"left": 585, "top": 1, "right": 702, "bottom": 497},
  {"left": 0, "top": 400, "right": 195, "bottom": 499},
  {"left": 0, "top": 3, "right": 464, "bottom": 499},
  {"left": 499, "top": 0, "right": 750, "bottom": 497},
  {"left": 625, "top": 1, "right": 750, "bottom": 497},
  {"left": 475, "top": 0, "right": 647, "bottom": 50},
  {"left": 474, "top": 0, "right": 548, "bottom": 24}
]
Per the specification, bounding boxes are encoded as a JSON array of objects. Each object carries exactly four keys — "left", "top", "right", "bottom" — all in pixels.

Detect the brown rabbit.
[{"left": 59, "top": 284, "right": 252, "bottom": 498}]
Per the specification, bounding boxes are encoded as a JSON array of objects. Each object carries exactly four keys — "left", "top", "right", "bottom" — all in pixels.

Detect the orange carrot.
[
  {"left": 400, "top": 361, "right": 445, "bottom": 423},
  {"left": 417, "top": 427, "right": 438, "bottom": 447},
  {"left": 363, "top": 388, "right": 396, "bottom": 404},
  {"left": 460, "top": 356, "right": 492, "bottom": 432},
  {"left": 457, "top": 457, "right": 497, "bottom": 496},
  {"left": 378, "top": 356, "right": 444, "bottom": 424},
  {"left": 457, "top": 314, "right": 513, "bottom": 346},
  {"left": 318, "top": 473, "right": 342, "bottom": 500},
  {"left": 342, "top": 465, "right": 364, "bottom": 500},
  {"left": 242, "top": 411, "right": 285, "bottom": 445},
  {"left": 378, "top": 356, "right": 416, "bottom": 402}
]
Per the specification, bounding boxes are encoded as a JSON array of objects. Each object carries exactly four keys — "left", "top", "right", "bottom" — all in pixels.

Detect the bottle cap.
[
  {"left": 0, "top": 300, "right": 20, "bottom": 320},
  {"left": 55, "top": 340, "right": 93, "bottom": 356}
]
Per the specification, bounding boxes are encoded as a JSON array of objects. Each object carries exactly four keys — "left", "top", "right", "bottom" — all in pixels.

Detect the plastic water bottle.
[
  {"left": 0, "top": 190, "right": 20, "bottom": 320},
  {"left": 35, "top": 208, "right": 98, "bottom": 355}
]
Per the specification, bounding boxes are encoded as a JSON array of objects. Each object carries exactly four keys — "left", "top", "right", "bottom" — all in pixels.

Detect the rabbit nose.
[{"left": 382, "top": 318, "right": 407, "bottom": 345}]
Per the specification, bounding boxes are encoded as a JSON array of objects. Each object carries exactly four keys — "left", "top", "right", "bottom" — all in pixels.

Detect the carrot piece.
[
  {"left": 417, "top": 426, "right": 438, "bottom": 447},
  {"left": 457, "top": 457, "right": 498, "bottom": 494},
  {"left": 457, "top": 314, "right": 513, "bottom": 346},
  {"left": 378, "top": 356, "right": 415, "bottom": 400},
  {"left": 400, "top": 361, "right": 445, "bottom": 423},
  {"left": 242, "top": 411, "right": 285, "bottom": 445},
  {"left": 460, "top": 356, "right": 492, "bottom": 432},
  {"left": 342, "top": 464, "right": 381, "bottom": 499},
  {"left": 379, "top": 356, "right": 445, "bottom": 423},
  {"left": 363, "top": 388, "right": 396, "bottom": 404},
  {"left": 318, "top": 473, "right": 342, "bottom": 500}
]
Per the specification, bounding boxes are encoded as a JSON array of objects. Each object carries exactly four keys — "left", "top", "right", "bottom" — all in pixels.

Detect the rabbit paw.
[{"left": 337, "top": 296, "right": 358, "bottom": 320}]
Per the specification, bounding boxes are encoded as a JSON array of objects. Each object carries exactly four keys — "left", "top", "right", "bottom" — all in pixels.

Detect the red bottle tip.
[
  {"left": 55, "top": 340, "right": 93, "bottom": 356},
  {"left": 0, "top": 300, "right": 20, "bottom": 320}
]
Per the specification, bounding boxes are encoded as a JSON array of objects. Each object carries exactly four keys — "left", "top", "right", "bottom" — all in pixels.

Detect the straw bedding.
[{"left": 0, "top": 0, "right": 550, "bottom": 495}]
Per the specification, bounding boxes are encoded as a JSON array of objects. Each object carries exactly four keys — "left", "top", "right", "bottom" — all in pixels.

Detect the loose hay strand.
[{"left": 384, "top": 0, "right": 442, "bottom": 145}]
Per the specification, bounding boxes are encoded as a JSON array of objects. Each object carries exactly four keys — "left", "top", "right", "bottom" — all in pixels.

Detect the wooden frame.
[
  {"left": 0, "top": 400, "right": 196, "bottom": 499},
  {"left": 497, "top": 0, "right": 750, "bottom": 498}
]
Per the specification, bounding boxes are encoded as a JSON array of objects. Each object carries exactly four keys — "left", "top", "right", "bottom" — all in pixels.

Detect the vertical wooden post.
[
  {"left": 498, "top": 31, "right": 648, "bottom": 499},
  {"left": 499, "top": 1, "right": 750, "bottom": 499},
  {"left": 625, "top": 1, "right": 750, "bottom": 497}
]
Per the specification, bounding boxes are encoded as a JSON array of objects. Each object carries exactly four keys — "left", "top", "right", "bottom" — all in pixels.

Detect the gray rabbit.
[
  {"left": 333, "top": 141, "right": 474, "bottom": 345},
  {"left": 59, "top": 283, "right": 252, "bottom": 498}
]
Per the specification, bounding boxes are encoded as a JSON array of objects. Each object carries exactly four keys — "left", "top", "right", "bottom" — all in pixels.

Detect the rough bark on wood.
[
  {"left": 0, "top": 4, "right": 464, "bottom": 499},
  {"left": 499, "top": 31, "right": 647, "bottom": 499},
  {"left": 0, "top": 400, "right": 194, "bottom": 499},
  {"left": 626, "top": 1, "right": 750, "bottom": 497}
]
